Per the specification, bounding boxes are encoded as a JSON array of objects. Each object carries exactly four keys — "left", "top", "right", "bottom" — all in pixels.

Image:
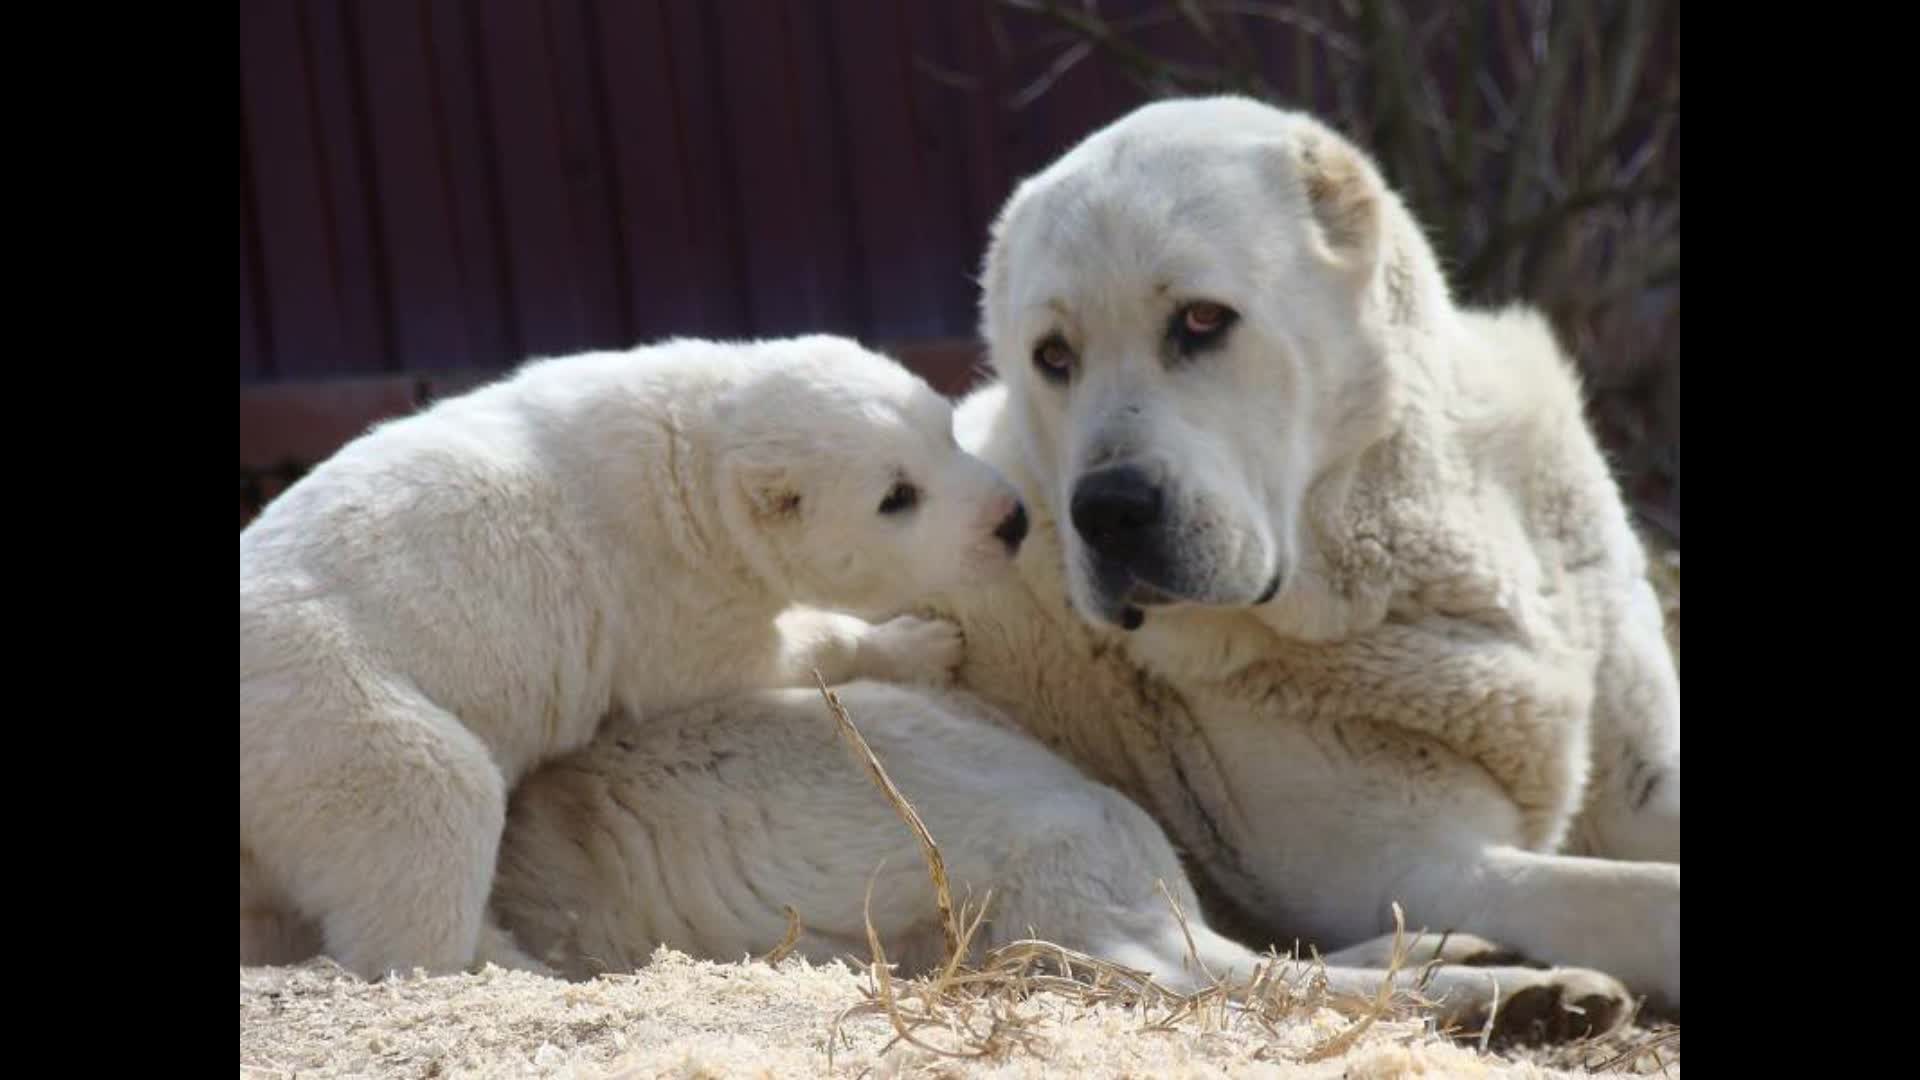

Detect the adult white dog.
[
  {"left": 240, "top": 335, "right": 1028, "bottom": 979},
  {"left": 488, "top": 97, "right": 1679, "bottom": 1034},
  {"left": 939, "top": 95, "right": 1680, "bottom": 1011}
]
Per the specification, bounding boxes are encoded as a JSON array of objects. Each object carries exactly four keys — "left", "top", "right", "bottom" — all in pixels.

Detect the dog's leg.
[
  {"left": 968, "top": 783, "right": 1629, "bottom": 1043},
  {"left": 240, "top": 849, "right": 323, "bottom": 966},
  {"left": 1321, "top": 930, "right": 1526, "bottom": 969},
  {"left": 771, "top": 607, "right": 963, "bottom": 688},
  {"left": 249, "top": 694, "right": 508, "bottom": 980},
  {"left": 1570, "top": 576, "right": 1680, "bottom": 863},
  {"left": 1052, "top": 917, "right": 1626, "bottom": 1042},
  {"left": 1391, "top": 843, "right": 1678, "bottom": 1014}
]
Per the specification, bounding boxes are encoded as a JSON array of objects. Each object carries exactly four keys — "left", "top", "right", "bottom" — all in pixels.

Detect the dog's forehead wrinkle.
[
  {"left": 1020, "top": 218, "right": 1265, "bottom": 332},
  {"left": 1025, "top": 173, "right": 1186, "bottom": 265}
]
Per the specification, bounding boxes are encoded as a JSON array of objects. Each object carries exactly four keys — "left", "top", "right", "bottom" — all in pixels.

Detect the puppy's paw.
[{"left": 855, "top": 615, "right": 965, "bottom": 686}]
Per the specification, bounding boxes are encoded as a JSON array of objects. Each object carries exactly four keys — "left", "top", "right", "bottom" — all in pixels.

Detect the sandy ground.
[{"left": 241, "top": 949, "right": 1678, "bottom": 1078}]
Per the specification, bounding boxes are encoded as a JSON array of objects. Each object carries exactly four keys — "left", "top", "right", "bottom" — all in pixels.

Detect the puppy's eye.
[
  {"left": 1170, "top": 301, "right": 1238, "bottom": 353},
  {"left": 1032, "top": 334, "right": 1075, "bottom": 383},
  {"left": 878, "top": 481, "right": 919, "bottom": 515}
]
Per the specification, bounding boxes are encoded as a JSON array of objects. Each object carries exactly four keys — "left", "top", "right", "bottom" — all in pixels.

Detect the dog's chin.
[{"left": 1074, "top": 553, "right": 1283, "bottom": 632}]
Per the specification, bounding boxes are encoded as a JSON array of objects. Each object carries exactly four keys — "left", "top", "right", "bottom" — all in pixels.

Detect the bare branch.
[
  {"left": 1457, "top": 180, "right": 1675, "bottom": 294},
  {"left": 1208, "top": 1, "right": 1362, "bottom": 58},
  {"left": 997, "top": 0, "right": 1219, "bottom": 95},
  {"left": 1006, "top": 40, "right": 1096, "bottom": 109},
  {"left": 913, "top": 54, "right": 985, "bottom": 92}
]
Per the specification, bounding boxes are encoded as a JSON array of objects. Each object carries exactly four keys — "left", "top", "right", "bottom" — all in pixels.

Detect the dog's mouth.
[
  {"left": 1254, "top": 571, "right": 1282, "bottom": 605},
  {"left": 1111, "top": 581, "right": 1176, "bottom": 632},
  {"left": 1126, "top": 581, "right": 1183, "bottom": 607},
  {"left": 1106, "top": 570, "right": 1283, "bottom": 632}
]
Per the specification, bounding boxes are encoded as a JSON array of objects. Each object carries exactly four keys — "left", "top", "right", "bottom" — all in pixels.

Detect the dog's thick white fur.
[
  {"left": 929, "top": 96, "right": 1679, "bottom": 1009},
  {"left": 239, "top": 335, "right": 1027, "bottom": 979},
  {"left": 493, "top": 681, "right": 1633, "bottom": 1039},
  {"left": 483, "top": 98, "right": 1677, "bottom": 1033}
]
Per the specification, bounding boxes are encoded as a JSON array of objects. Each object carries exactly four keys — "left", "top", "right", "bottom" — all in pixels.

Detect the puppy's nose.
[
  {"left": 1070, "top": 466, "right": 1163, "bottom": 557},
  {"left": 994, "top": 501, "right": 1029, "bottom": 554}
]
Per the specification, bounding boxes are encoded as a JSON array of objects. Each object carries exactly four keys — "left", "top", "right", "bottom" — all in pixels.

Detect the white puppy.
[{"left": 239, "top": 334, "right": 1028, "bottom": 979}]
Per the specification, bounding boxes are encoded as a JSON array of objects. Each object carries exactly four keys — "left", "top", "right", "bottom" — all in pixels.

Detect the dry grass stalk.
[
  {"left": 814, "top": 671, "right": 962, "bottom": 964},
  {"left": 1153, "top": 877, "right": 1220, "bottom": 987},
  {"left": 1476, "top": 977, "right": 1502, "bottom": 1054},
  {"left": 1297, "top": 901, "right": 1425, "bottom": 1063},
  {"left": 756, "top": 905, "right": 804, "bottom": 966},
  {"left": 1589, "top": 1024, "right": 1681, "bottom": 1074}
]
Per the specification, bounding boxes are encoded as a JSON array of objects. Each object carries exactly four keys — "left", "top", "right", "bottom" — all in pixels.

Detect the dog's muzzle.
[
  {"left": 1069, "top": 464, "right": 1281, "bottom": 630},
  {"left": 1070, "top": 465, "right": 1179, "bottom": 628}
]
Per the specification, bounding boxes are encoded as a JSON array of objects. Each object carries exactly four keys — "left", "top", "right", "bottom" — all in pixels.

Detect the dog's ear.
[
  {"left": 725, "top": 451, "right": 803, "bottom": 523},
  {"left": 1290, "top": 123, "right": 1385, "bottom": 277}
]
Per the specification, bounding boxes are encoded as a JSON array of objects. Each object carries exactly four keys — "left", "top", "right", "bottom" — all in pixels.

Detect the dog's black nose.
[
  {"left": 994, "top": 501, "right": 1029, "bottom": 553},
  {"left": 1070, "top": 466, "right": 1163, "bottom": 557}
]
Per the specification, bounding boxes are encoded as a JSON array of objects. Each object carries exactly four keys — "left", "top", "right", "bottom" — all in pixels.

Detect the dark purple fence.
[
  {"left": 241, "top": 3, "right": 1679, "bottom": 537},
  {"left": 237, "top": 1, "right": 1210, "bottom": 383}
]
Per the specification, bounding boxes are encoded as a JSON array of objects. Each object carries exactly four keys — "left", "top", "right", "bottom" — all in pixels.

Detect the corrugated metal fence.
[
  {"left": 237, "top": 0, "right": 1220, "bottom": 383},
  {"left": 241, "top": 3, "right": 1678, "bottom": 536}
]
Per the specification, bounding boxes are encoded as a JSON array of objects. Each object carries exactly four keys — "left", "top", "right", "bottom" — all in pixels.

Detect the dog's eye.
[
  {"left": 1183, "top": 303, "right": 1231, "bottom": 335},
  {"left": 878, "top": 481, "right": 919, "bottom": 515},
  {"left": 1032, "top": 334, "right": 1075, "bottom": 383},
  {"left": 1170, "top": 302, "right": 1238, "bottom": 353}
]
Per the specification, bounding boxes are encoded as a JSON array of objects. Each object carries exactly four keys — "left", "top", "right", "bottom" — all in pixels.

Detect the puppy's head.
[
  {"left": 718, "top": 336, "right": 1026, "bottom": 617},
  {"left": 979, "top": 97, "right": 1430, "bottom": 630}
]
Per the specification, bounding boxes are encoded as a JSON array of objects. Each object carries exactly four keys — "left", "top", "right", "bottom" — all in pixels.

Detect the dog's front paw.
[
  {"left": 856, "top": 615, "right": 965, "bottom": 686},
  {"left": 1478, "top": 967, "right": 1634, "bottom": 1045}
]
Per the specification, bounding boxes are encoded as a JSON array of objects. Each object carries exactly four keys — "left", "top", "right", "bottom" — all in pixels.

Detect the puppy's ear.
[
  {"left": 725, "top": 451, "right": 803, "bottom": 523},
  {"left": 1290, "top": 123, "right": 1385, "bottom": 277}
]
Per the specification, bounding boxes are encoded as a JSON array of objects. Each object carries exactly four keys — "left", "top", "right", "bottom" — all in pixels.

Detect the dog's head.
[
  {"left": 714, "top": 335, "right": 1027, "bottom": 619},
  {"left": 980, "top": 96, "right": 1437, "bottom": 631}
]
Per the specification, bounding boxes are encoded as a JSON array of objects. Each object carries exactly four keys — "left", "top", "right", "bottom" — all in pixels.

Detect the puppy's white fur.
[{"left": 239, "top": 335, "right": 1023, "bottom": 979}]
